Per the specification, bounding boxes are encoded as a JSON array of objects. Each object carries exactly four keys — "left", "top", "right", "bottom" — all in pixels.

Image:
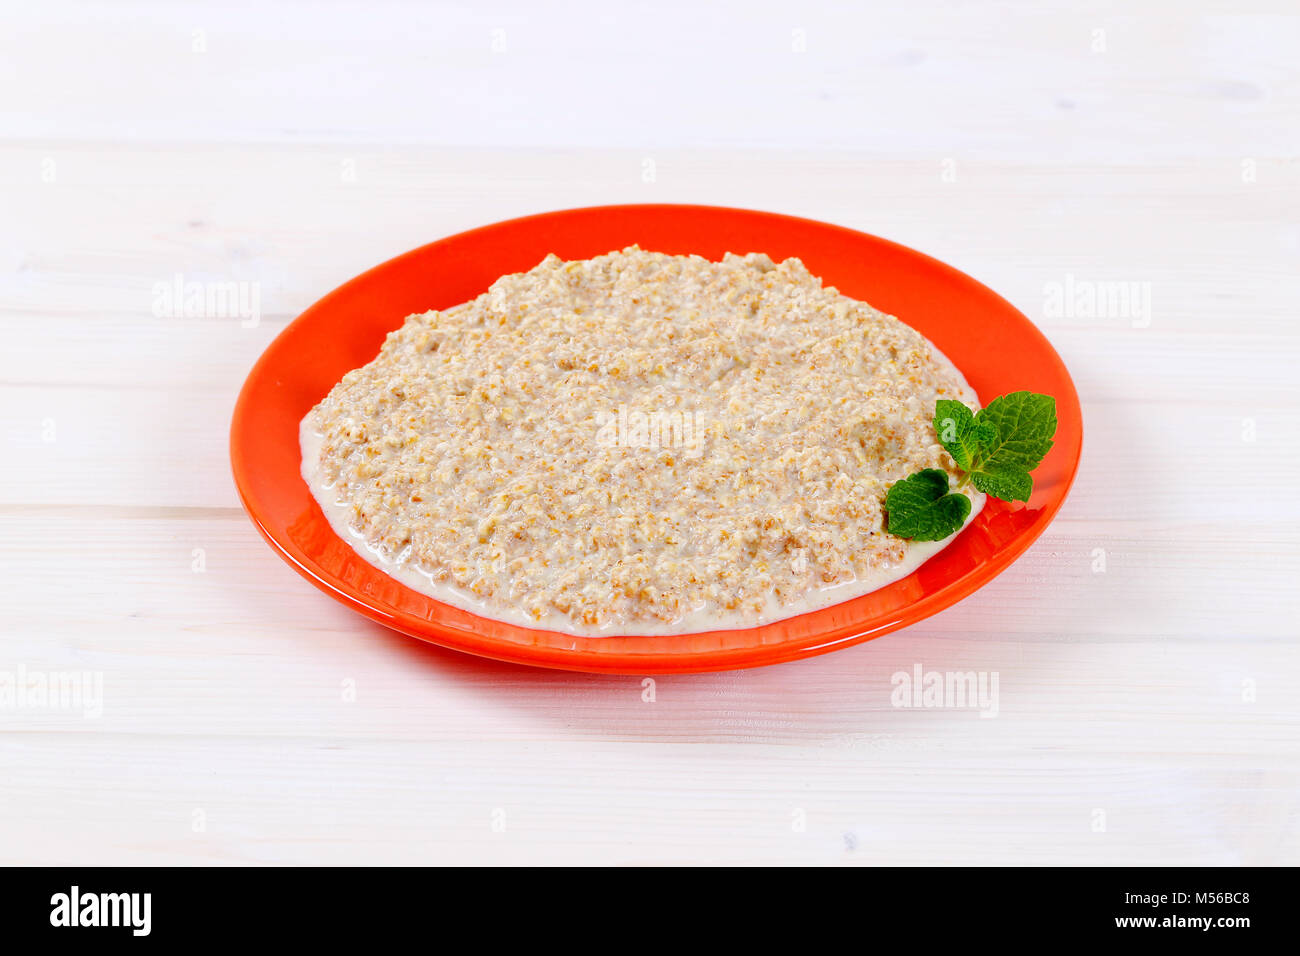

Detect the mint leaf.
[
  {"left": 968, "top": 464, "right": 1032, "bottom": 502},
  {"left": 934, "top": 399, "right": 995, "bottom": 471},
  {"left": 884, "top": 469, "right": 972, "bottom": 541},
  {"left": 966, "top": 391, "right": 1057, "bottom": 502},
  {"left": 973, "top": 391, "right": 1057, "bottom": 472}
]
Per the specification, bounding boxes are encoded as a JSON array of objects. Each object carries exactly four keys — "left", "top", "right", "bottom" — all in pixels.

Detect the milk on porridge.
[{"left": 301, "top": 248, "right": 984, "bottom": 635}]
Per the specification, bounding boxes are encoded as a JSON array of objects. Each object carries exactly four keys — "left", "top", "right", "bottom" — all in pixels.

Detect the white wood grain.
[{"left": 1, "top": 0, "right": 1297, "bottom": 866}]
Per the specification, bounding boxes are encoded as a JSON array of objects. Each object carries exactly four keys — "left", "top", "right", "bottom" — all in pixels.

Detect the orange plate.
[{"left": 230, "top": 205, "right": 1082, "bottom": 674}]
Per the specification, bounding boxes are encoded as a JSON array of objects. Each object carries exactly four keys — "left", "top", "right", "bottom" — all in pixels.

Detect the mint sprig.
[{"left": 885, "top": 391, "right": 1058, "bottom": 541}]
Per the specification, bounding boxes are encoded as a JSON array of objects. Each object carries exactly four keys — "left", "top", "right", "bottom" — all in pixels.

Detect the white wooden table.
[{"left": 2, "top": 0, "right": 1297, "bottom": 865}]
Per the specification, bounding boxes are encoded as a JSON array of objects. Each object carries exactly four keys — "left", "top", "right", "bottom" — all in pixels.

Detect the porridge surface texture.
[{"left": 302, "top": 247, "right": 982, "bottom": 634}]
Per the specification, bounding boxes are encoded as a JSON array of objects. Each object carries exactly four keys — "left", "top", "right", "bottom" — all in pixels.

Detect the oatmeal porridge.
[{"left": 300, "top": 247, "right": 984, "bottom": 635}]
